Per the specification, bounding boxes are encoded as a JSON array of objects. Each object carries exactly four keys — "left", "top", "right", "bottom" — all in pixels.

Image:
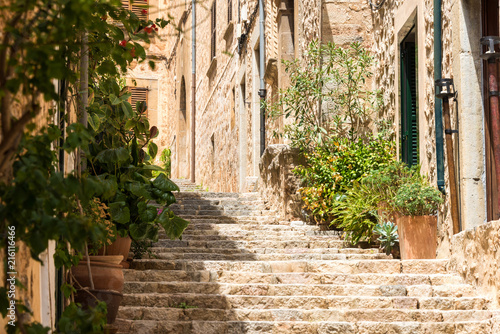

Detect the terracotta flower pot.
[
  {"left": 396, "top": 215, "right": 437, "bottom": 260},
  {"left": 72, "top": 258, "right": 124, "bottom": 293},
  {"left": 74, "top": 289, "right": 123, "bottom": 324},
  {"left": 99, "top": 235, "right": 132, "bottom": 268}
]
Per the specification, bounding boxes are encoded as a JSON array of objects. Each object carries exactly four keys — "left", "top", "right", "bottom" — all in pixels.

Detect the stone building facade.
[
  {"left": 130, "top": 0, "right": 500, "bottom": 308},
  {"left": 129, "top": 0, "right": 373, "bottom": 193},
  {"left": 371, "top": 0, "right": 500, "bottom": 306}
]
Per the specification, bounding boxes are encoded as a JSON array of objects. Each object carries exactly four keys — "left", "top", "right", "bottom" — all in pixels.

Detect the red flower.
[
  {"left": 141, "top": 9, "right": 147, "bottom": 15},
  {"left": 119, "top": 40, "right": 127, "bottom": 47},
  {"left": 144, "top": 26, "right": 153, "bottom": 34}
]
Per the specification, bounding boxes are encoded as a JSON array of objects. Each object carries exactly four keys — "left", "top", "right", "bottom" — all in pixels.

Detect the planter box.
[{"left": 396, "top": 215, "right": 437, "bottom": 260}]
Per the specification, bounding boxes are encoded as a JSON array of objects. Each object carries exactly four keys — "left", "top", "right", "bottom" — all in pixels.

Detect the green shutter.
[{"left": 400, "top": 40, "right": 418, "bottom": 167}]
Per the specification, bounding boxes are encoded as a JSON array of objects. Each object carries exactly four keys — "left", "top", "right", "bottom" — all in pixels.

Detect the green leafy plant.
[
  {"left": 297, "top": 135, "right": 394, "bottom": 224},
  {"left": 267, "top": 40, "right": 380, "bottom": 151},
  {"left": 393, "top": 181, "right": 444, "bottom": 216},
  {"left": 374, "top": 222, "right": 399, "bottom": 256},
  {"left": 329, "top": 182, "right": 381, "bottom": 244},
  {"left": 86, "top": 80, "right": 189, "bottom": 244},
  {"left": 0, "top": 0, "right": 171, "bottom": 331},
  {"left": 172, "top": 302, "right": 198, "bottom": 309}
]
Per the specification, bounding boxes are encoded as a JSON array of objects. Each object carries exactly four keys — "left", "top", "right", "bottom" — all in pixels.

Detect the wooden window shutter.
[
  {"left": 211, "top": 1, "right": 216, "bottom": 59},
  {"left": 128, "top": 87, "right": 149, "bottom": 117},
  {"left": 122, "top": 0, "right": 149, "bottom": 21},
  {"left": 400, "top": 37, "right": 418, "bottom": 167}
]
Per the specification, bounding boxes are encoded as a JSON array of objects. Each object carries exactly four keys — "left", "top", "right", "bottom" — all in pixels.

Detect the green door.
[{"left": 400, "top": 33, "right": 418, "bottom": 167}]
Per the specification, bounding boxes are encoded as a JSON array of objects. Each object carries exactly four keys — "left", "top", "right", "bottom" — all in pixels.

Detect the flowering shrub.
[{"left": 297, "top": 135, "right": 394, "bottom": 224}]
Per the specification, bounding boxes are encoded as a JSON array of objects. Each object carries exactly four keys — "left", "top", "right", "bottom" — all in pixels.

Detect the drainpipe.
[
  {"left": 434, "top": 0, "right": 445, "bottom": 193},
  {"left": 191, "top": 0, "right": 196, "bottom": 184},
  {"left": 481, "top": 36, "right": 500, "bottom": 217},
  {"left": 258, "top": 0, "right": 266, "bottom": 156}
]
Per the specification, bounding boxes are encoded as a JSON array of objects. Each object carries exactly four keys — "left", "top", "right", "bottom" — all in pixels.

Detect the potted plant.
[
  {"left": 71, "top": 198, "right": 125, "bottom": 329},
  {"left": 85, "top": 79, "right": 189, "bottom": 262},
  {"left": 393, "top": 179, "right": 443, "bottom": 259}
]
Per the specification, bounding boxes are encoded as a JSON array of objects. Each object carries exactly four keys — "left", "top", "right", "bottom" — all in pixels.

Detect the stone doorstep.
[
  {"left": 123, "top": 270, "right": 465, "bottom": 285},
  {"left": 122, "top": 282, "right": 477, "bottom": 298},
  {"left": 129, "top": 259, "right": 448, "bottom": 275},
  {"left": 116, "top": 319, "right": 497, "bottom": 334},
  {"left": 119, "top": 293, "right": 491, "bottom": 311}
]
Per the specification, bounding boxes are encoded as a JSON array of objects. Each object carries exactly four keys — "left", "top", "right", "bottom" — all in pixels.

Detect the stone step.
[
  {"left": 151, "top": 251, "right": 391, "bottom": 261},
  {"left": 171, "top": 203, "right": 268, "bottom": 211},
  {"left": 174, "top": 192, "right": 258, "bottom": 200},
  {"left": 120, "top": 293, "right": 490, "bottom": 310},
  {"left": 161, "top": 229, "right": 342, "bottom": 238},
  {"left": 148, "top": 247, "right": 381, "bottom": 255},
  {"left": 157, "top": 233, "right": 342, "bottom": 242},
  {"left": 123, "top": 282, "right": 477, "bottom": 298},
  {"left": 152, "top": 239, "right": 348, "bottom": 249},
  {"left": 178, "top": 216, "right": 277, "bottom": 223},
  {"left": 123, "top": 270, "right": 464, "bottom": 286},
  {"left": 175, "top": 210, "right": 276, "bottom": 217},
  {"left": 182, "top": 223, "right": 318, "bottom": 231},
  {"left": 115, "top": 319, "right": 496, "bottom": 334},
  {"left": 129, "top": 259, "right": 448, "bottom": 275}
]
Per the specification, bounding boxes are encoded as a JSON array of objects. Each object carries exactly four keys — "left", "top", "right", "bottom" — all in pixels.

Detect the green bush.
[
  {"left": 329, "top": 182, "right": 380, "bottom": 244},
  {"left": 297, "top": 135, "right": 394, "bottom": 224},
  {"left": 393, "top": 182, "right": 443, "bottom": 216}
]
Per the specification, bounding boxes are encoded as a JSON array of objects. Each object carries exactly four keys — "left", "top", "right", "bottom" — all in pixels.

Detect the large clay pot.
[
  {"left": 99, "top": 235, "right": 132, "bottom": 268},
  {"left": 396, "top": 215, "right": 437, "bottom": 260},
  {"left": 74, "top": 289, "right": 123, "bottom": 325},
  {"left": 72, "top": 257, "right": 124, "bottom": 293}
]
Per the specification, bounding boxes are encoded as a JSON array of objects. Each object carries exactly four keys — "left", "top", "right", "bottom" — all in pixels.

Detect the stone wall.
[
  {"left": 257, "top": 144, "right": 304, "bottom": 219},
  {"left": 449, "top": 220, "right": 500, "bottom": 307}
]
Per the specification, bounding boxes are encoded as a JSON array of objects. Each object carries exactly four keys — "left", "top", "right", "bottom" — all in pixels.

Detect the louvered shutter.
[
  {"left": 228, "top": 0, "right": 232, "bottom": 23},
  {"left": 128, "top": 87, "right": 149, "bottom": 117},
  {"left": 122, "top": 0, "right": 149, "bottom": 21},
  {"left": 400, "top": 40, "right": 418, "bottom": 167}
]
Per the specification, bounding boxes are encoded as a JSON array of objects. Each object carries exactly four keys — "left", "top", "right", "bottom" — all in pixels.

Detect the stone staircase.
[{"left": 116, "top": 181, "right": 499, "bottom": 333}]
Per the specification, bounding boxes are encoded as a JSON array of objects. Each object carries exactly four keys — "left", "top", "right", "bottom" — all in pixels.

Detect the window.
[
  {"left": 211, "top": 1, "right": 217, "bottom": 59},
  {"left": 400, "top": 26, "right": 418, "bottom": 167},
  {"left": 228, "top": 0, "right": 232, "bottom": 23},
  {"left": 121, "top": 0, "right": 149, "bottom": 21},
  {"left": 127, "top": 86, "right": 149, "bottom": 117}
]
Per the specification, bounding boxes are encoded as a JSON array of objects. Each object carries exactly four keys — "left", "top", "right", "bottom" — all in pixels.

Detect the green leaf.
[
  {"left": 148, "top": 142, "right": 158, "bottom": 159},
  {"left": 109, "top": 202, "right": 130, "bottom": 224},
  {"left": 122, "top": 101, "right": 134, "bottom": 118},
  {"left": 126, "top": 182, "right": 153, "bottom": 199},
  {"left": 153, "top": 173, "right": 179, "bottom": 192},
  {"left": 157, "top": 210, "right": 189, "bottom": 240},
  {"left": 129, "top": 222, "right": 149, "bottom": 240}
]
